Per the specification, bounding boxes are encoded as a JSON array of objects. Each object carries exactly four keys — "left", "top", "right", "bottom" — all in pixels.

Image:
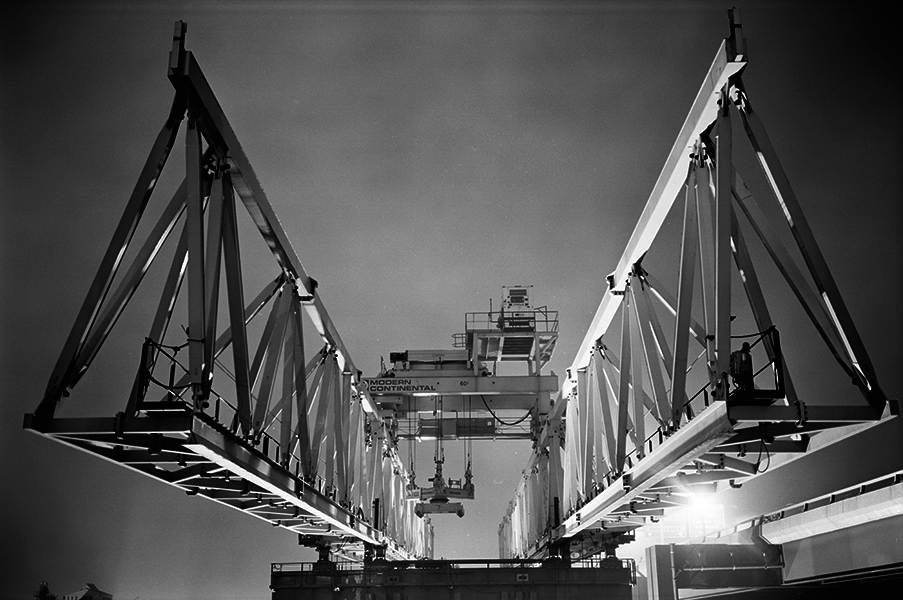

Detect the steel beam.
[
  {"left": 24, "top": 414, "right": 192, "bottom": 436},
  {"left": 695, "top": 159, "right": 717, "bottom": 390},
  {"left": 279, "top": 307, "right": 297, "bottom": 465},
  {"left": 670, "top": 166, "right": 699, "bottom": 425},
  {"left": 577, "top": 367, "right": 591, "bottom": 498},
  {"left": 202, "top": 174, "right": 225, "bottom": 401},
  {"left": 629, "top": 287, "right": 647, "bottom": 460},
  {"left": 718, "top": 421, "right": 853, "bottom": 446},
  {"left": 185, "top": 105, "right": 206, "bottom": 404},
  {"left": 727, "top": 404, "right": 882, "bottom": 423},
  {"left": 389, "top": 394, "right": 549, "bottom": 414},
  {"left": 616, "top": 294, "right": 633, "bottom": 473},
  {"left": 557, "top": 401, "right": 734, "bottom": 539},
  {"left": 221, "top": 174, "right": 254, "bottom": 433},
  {"left": 711, "top": 439, "right": 808, "bottom": 454},
  {"left": 697, "top": 453, "right": 758, "bottom": 476},
  {"left": 290, "top": 305, "right": 313, "bottom": 477},
  {"left": 363, "top": 374, "right": 558, "bottom": 396},
  {"left": 648, "top": 470, "right": 741, "bottom": 488},
  {"left": 714, "top": 86, "right": 732, "bottom": 391}
]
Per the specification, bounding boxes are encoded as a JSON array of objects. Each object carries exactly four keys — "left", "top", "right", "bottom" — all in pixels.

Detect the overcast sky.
[{"left": 1, "top": 1, "right": 900, "bottom": 599}]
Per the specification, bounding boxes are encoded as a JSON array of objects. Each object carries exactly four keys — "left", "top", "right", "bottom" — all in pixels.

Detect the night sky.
[{"left": 1, "top": 2, "right": 900, "bottom": 599}]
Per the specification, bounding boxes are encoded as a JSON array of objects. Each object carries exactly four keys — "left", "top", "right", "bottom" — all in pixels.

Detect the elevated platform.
[
  {"left": 23, "top": 404, "right": 420, "bottom": 562},
  {"left": 454, "top": 308, "right": 559, "bottom": 371},
  {"left": 270, "top": 557, "right": 635, "bottom": 600}
]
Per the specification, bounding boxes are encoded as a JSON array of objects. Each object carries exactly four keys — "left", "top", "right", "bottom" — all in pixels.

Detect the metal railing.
[
  {"left": 272, "top": 557, "right": 635, "bottom": 577},
  {"left": 453, "top": 308, "right": 559, "bottom": 348},
  {"left": 466, "top": 308, "right": 559, "bottom": 333}
]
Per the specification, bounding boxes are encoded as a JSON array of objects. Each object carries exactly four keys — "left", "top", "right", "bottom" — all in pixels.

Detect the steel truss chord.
[{"left": 714, "top": 83, "right": 733, "bottom": 396}]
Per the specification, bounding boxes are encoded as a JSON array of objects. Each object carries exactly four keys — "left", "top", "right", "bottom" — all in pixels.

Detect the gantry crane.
[{"left": 367, "top": 285, "right": 559, "bottom": 518}]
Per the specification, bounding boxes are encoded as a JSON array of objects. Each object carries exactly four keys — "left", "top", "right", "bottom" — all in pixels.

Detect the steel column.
[
  {"left": 714, "top": 85, "right": 733, "bottom": 395},
  {"left": 694, "top": 158, "right": 718, "bottom": 391},
  {"left": 185, "top": 104, "right": 207, "bottom": 406},
  {"left": 629, "top": 285, "right": 647, "bottom": 461},
  {"left": 616, "top": 293, "right": 633, "bottom": 473},
  {"left": 221, "top": 173, "right": 254, "bottom": 433},
  {"left": 577, "top": 367, "right": 592, "bottom": 498},
  {"left": 670, "top": 165, "right": 699, "bottom": 426}
]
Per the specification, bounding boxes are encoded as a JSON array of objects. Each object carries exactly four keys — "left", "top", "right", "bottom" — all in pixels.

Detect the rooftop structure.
[{"left": 61, "top": 583, "right": 112, "bottom": 600}]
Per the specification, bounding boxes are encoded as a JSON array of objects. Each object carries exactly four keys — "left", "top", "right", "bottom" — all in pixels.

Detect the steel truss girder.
[
  {"left": 27, "top": 21, "right": 430, "bottom": 560},
  {"left": 503, "top": 12, "right": 890, "bottom": 560}
]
